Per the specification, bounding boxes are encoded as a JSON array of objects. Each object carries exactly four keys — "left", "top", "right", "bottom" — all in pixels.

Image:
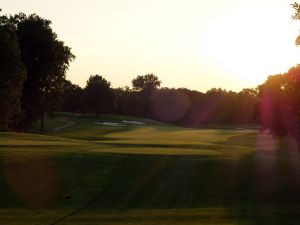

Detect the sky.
[{"left": 2, "top": 0, "right": 300, "bottom": 91}]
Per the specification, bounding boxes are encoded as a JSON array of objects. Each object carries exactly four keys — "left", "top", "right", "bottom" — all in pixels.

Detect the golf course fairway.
[{"left": 0, "top": 113, "right": 300, "bottom": 225}]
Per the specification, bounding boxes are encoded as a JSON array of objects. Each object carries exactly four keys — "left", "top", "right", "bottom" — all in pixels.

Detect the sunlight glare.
[{"left": 197, "top": 4, "right": 300, "bottom": 88}]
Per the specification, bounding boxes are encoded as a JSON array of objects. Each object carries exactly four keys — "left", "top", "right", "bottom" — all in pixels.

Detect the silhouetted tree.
[
  {"left": 150, "top": 88, "right": 190, "bottom": 122},
  {"left": 292, "top": 2, "right": 300, "bottom": 45},
  {"left": 257, "top": 67, "right": 300, "bottom": 148},
  {"left": 254, "top": 4, "right": 300, "bottom": 148},
  {"left": 113, "top": 87, "right": 144, "bottom": 116},
  {"left": 84, "top": 75, "right": 114, "bottom": 116},
  {"left": 176, "top": 88, "right": 205, "bottom": 126},
  {"left": 12, "top": 13, "right": 75, "bottom": 131},
  {"left": 0, "top": 13, "right": 26, "bottom": 130},
  {"left": 236, "top": 88, "right": 257, "bottom": 124},
  {"left": 132, "top": 73, "right": 161, "bottom": 92},
  {"left": 132, "top": 73, "right": 161, "bottom": 117},
  {"left": 62, "top": 80, "right": 84, "bottom": 114},
  {"left": 110, "top": 83, "right": 258, "bottom": 126},
  {"left": 199, "top": 88, "right": 228, "bottom": 123}
]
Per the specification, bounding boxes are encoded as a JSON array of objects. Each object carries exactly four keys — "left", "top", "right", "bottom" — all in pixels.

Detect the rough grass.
[{"left": 0, "top": 114, "right": 300, "bottom": 224}]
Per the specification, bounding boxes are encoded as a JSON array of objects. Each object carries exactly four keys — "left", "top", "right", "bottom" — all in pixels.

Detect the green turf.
[{"left": 0, "top": 113, "right": 300, "bottom": 224}]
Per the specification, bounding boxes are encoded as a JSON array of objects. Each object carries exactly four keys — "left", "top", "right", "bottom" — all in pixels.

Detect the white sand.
[
  {"left": 122, "top": 120, "right": 145, "bottom": 125},
  {"left": 95, "top": 122, "right": 126, "bottom": 127}
]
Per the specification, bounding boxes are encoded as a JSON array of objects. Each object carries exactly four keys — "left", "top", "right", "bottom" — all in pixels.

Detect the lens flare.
[
  {"left": 150, "top": 90, "right": 190, "bottom": 122},
  {"left": 3, "top": 150, "right": 59, "bottom": 208},
  {"left": 255, "top": 132, "right": 277, "bottom": 203}
]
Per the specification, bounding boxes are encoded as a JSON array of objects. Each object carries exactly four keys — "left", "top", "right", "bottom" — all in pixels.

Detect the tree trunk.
[
  {"left": 295, "top": 136, "right": 300, "bottom": 151},
  {"left": 292, "top": 129, "right": 300, "bottom": 151},
  {"left": 40, "top": 110, "right": 44, "bottom": 132}
]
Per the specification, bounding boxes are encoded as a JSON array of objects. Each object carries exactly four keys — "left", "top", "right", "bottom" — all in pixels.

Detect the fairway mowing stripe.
[
  {"left": 49, "top": 156, "right": 129, "bottom": 225},
  {"left": 57, "top": 208, "right": 235, "bottom": 225},
  {"left": 118, "top": 157, "right": 168, "bottom": 208}
]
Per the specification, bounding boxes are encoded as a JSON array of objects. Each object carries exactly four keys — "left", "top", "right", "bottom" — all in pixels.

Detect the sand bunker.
[
  {"left": 95, "top": 120, "right": 144, "bottom": 127},
  {"left": 122, "top": 120, "right": 145, "bottom": 125},
  {"left": 95, "top": 122, "right": 126, "bottom": 127}
]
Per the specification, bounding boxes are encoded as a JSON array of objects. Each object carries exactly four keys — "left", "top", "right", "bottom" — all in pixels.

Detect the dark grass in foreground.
[{"left": 0, "top": 114, "right": 300, "bottom": 224}]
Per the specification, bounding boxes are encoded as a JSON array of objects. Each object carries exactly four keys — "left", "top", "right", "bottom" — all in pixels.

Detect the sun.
[{"left": 196, "top": 6, "right": 300, "bottom": 89}]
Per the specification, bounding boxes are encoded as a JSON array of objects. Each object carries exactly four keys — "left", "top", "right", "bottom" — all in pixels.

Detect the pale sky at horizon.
[{"left": 2, "top": 0, "right": 300, "bottom": 92}]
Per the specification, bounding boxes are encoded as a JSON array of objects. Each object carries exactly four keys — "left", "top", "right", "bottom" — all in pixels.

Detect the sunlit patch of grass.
[
  {"left": 90, "top": 147, "right": 222, "bottom": 156},
  {"left": 1, "top": 206, "right": 300, "bottom": 225},
  {"left": 60, "top": 208, "right": 239, "bottom": 225},
  {"left": 0, "top": 208, "right": 242, "bottom": 225},
  {"left": 0, "top": 132, "right": 88, "bottom": 147}
]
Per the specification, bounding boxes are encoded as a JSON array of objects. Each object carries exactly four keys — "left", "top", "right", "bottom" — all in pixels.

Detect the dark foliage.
[
  {"left": 84, "top": 75, "right": 115, "bottom": 116},
  {"left": 12, "top": 13, "right": 75, "bottom": 130},
  {"left": 0, "top": 14, "right": 26, "bottom": 130},
  {"left": 62, "top": 80, "right": 84, "bottom": 114},
  {"left": 257, "top": 66, "right": 300, "bottom": 147},
  {"left": 63, "top": 76, "right": 258, "bottom": 126}
]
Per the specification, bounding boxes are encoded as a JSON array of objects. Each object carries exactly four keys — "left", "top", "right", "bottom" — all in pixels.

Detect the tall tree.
[
  {"left": 235, "top": 88, "right": 257, "bottom": 124},
  {"left": 0, "top": 13, "right": 26, "bottom": 130},
  {"left": 292, "top": 2, "right": 300, "bottom": 45},
  {"left": 132, "top": 73, "right": 161, "bottom": 117},
  {"left": 257, "top": 68, "right": 300, "bottom": 148},
  {"left": 132, "top": 73, "right": 161, "bottom": 92},
  {"left": 62, "top": 80, "right": 84, "bottom": 114},
  {"left": 84, "top": 75, "right": 114, "bottom": 116},
  {"left": 12, "top": 13, "right": 75, "bottom": 131},
  {"left": 255, "top": 4, "right": 300, "bottom": 149}
]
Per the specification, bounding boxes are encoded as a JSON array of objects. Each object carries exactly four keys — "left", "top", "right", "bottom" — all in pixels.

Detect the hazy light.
[{"left": 2, "top": 0, "right": 300, "bottom": 91}]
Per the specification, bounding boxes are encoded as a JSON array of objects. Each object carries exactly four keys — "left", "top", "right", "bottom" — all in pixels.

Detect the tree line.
[
  {"left": 0, "top": 10, "right": 259, "bottom": 132},
  {"left": 62, "top": 74, "right": 258, "bottom": 126},
  {"left": 3, "top": 7, "right": 300, "bottom": 151}
]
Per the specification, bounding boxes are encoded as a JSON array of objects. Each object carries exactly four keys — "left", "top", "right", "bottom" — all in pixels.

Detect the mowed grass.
[{"left": 1, "top": 113, "right": 300, "bottom": 224}]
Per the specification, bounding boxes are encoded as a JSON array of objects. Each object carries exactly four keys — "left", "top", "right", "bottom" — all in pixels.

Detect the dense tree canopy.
[
  {"left": 149, "top": 88, "right": 191, "bottom": 122},
  {"left": 0, "top": 14, "right": 26, "bottom": 130},
  {"left": 61, "top": 76, "right": 258, "bottom": 126},
  {"left": 62, "top": 80, "right": 84, "bottom": 114},
  {"left": 13, "top": 13, "right": 75, "bottom": 130},
  {"left": 257, "top": 66, "right": 300, "bottom": 147},
  {"left": 84, "top": 75, "right": 115, "bottom": 116},
  {"left": 132, "top": 73, "right": 161, "bottom": 92},
  {"left": 132, "top": 74, "right": 161, "bottom": 117},
  {"left": 292, "top": 2, "right": 300, "bottom": 45},
  {"left": 255, "top": 4, "right": 300, "bottom": 148}
]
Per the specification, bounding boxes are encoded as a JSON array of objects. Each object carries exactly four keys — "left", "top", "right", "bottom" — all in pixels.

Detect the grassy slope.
[{"left": 0, "top": 113, "right": 300, "bottom": 224}]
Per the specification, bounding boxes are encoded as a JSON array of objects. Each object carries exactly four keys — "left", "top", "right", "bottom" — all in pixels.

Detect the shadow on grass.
[{"left": 2, "top": 136, "right": 300, "bottom": 224}]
